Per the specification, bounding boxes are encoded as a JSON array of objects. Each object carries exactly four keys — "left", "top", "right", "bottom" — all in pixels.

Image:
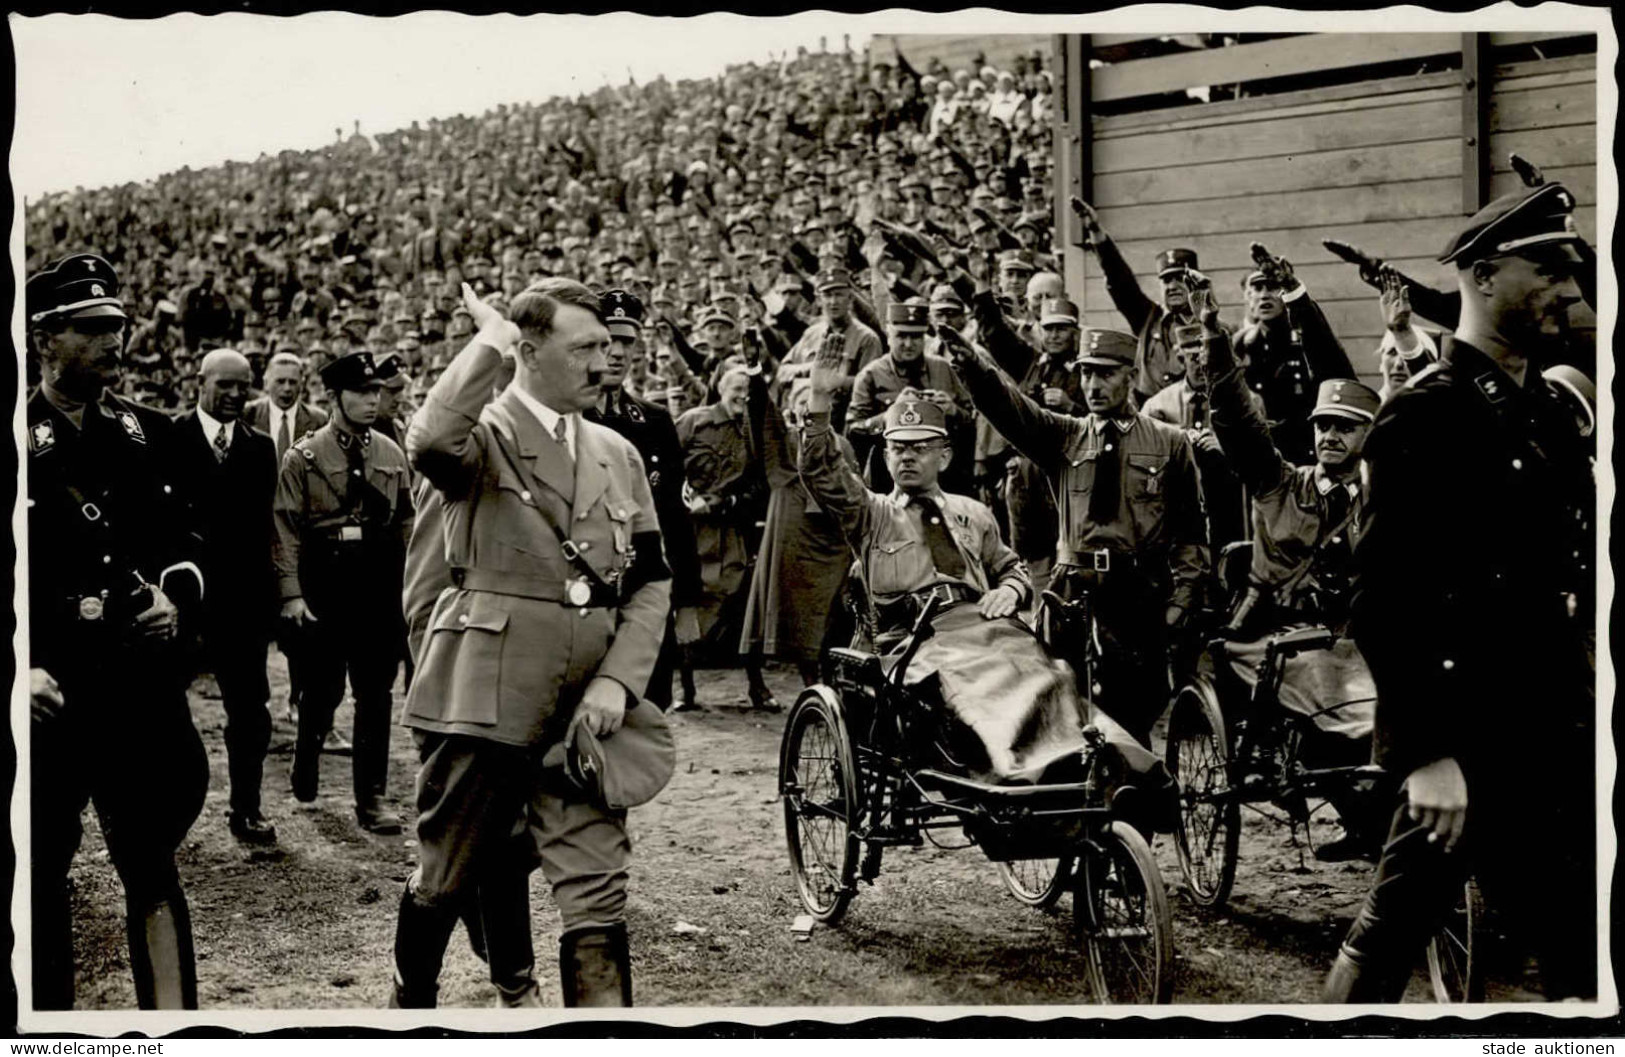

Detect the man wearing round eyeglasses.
[{"left": 800, "top": 341, "right": 1127, "bottom": 786}]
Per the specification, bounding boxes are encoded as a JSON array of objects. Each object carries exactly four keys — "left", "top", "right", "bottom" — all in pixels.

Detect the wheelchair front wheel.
[
  {"left": 1077, "top": 821, "right": 1175, "bottom": 1004},
  {"left": 1426, "top": 879, "right": 1486, "bottom": 1003},
  {"left": 995, "top": 856, "right": 1075, "bottom": 910},
  {"left": 1166, "top": 680, "right": 1240, "bottom": 910},
  {"left": 780, "top": 688, "right": 861, "bottom": 925}
]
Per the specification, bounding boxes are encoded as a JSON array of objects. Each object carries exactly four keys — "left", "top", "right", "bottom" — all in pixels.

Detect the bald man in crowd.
[{"left": 171, "top": 349, "right": 281, "bottom": 844}]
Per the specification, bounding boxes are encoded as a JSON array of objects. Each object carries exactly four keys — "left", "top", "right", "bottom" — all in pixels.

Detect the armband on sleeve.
[{"left": 620, "top": 529, "right": 672, "bottom": 598}]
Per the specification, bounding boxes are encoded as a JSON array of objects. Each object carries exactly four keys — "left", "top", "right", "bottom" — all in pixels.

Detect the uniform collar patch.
[
  {"left": 30, "top": 420, "right": 55, "bottom": 453},
  {"left": 1473, "top": 371, "right": 1510, "bottom": 406}
]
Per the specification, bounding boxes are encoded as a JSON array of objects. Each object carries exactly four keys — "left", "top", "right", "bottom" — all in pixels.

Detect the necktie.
[
  {"left": 1087, "top": 424, "right": 1123, "bottom": 524},
  {"left": 213, "top": 424, "right": 230, "bottom": 463},
  {"left": 1322, "top": 484, "right": 1353, "bottom": 557},
  {"left": 276, "top": 412, "right": 292, "bottom": 462},
  {"left": 914, "top": 496, "right": 967, "bottom": 579},
  {"left": 554, "top": 416, "right": 572, "bottom": 460}
]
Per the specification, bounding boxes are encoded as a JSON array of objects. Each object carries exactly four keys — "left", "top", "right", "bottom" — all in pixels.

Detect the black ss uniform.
[
  {"left": 26, "top": 390, "right": 209, "bottom": 1010},
  {"left": 586, "top": 388, "right": 703, "bottom": 708},
  {"left": 1340, "top": 337, "right": 1596, "bottom": 999}
]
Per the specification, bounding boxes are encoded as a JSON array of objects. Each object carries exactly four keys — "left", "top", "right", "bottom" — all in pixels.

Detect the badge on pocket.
[{"left": 341, "top": 525, "right": 363, "bottom": 541}]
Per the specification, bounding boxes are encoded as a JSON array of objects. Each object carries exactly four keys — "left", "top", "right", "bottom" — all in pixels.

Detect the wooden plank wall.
[{"left": 1078, "top": 44, "right": 1597, "bottom": 390}]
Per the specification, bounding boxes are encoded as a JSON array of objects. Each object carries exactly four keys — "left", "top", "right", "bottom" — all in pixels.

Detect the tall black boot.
[
  {"left": 559, "top": 925, "right": 632, "bottom": 1008},
  {"left": 127, "top": 888, "right": 198, "bottom": 1010},
  {"left": 390, "top": 884, "right": 459, "bottom": 1008},
  {"left": 32, "top": 874, "right": 76, "bottom": 1010},
  {"left": 480, "top": 870, "right": 542, "bottom": 1007},
  {"left": 290, "top": 708, "right": 327, "bottom": 802}
]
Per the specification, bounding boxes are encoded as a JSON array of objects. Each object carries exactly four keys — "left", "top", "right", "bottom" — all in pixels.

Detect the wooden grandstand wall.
[{"left": 1057, "top": 32, "right": 1598, "bottom": 390}]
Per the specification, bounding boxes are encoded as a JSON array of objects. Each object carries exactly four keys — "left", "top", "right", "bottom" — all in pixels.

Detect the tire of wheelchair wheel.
[
  {"left": 1426, "top": 878, "right": 1487, "bottom": 1003},
  {"left": 1076, "top": 820, "right": 1175, "bottom": 1005},
  {"left": 994, "top": 855, "right": 1076, "bottom": 911},
  {"left": 1166, "top": 678, "right": 1241, "bottom": 911},
  {"left": 779, "top": 686, "right": 862, "bottom": 925}
]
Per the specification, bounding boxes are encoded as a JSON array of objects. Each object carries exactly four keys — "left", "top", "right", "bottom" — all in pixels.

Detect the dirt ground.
[{"left": 58, "top": 651, "right": 1532, "bottom": 1011}]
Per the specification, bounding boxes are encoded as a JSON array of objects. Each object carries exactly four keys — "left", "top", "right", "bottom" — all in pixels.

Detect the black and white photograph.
[{"left": 7, "top": 5, "right": 1616, "bottom": 1037}]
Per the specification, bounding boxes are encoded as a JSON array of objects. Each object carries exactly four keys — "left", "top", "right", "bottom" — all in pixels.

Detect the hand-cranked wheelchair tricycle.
[
  {"left": 778, "top": 594, "right": 1175, "bottom": 1005},
  {"left": 1163, "top": 541, "right": 1485, "bottom": 1002}
]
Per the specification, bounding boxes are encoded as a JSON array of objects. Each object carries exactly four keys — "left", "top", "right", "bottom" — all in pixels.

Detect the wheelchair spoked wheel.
[
  {"left": 1076, "top": 821, "right": 1174, "bottom": 1004},
  {"left": 780, "top": 689, "right": 861, "bottom": 924},
  {"left": 994, "top": 856, "right": 1076, "bottom": 910},
  {"left": 1166, "top": 680, "right": 1240, "bottom": 910},
  {"left": 1426, "top": 879, "right": 1486, "bottom": 1003}
]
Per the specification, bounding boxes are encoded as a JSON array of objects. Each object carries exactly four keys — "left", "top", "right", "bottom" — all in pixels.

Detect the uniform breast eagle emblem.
[{"left": 118, "top": 411, "right": 146, "bottom": 442}]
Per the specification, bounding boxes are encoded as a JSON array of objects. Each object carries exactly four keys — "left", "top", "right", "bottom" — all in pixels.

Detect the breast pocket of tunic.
[
  {"left": 411, "top": 592, "right": 509, "bottom": 727},
  {"left": 1125, "top": 454, "right": 1168, "bottom": 537},
  {"left": 869, "top": 537, "right": 931, "bottom": 595}
]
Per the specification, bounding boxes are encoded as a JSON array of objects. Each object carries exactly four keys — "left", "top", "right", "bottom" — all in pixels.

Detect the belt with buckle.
[
  {"left": 1057, "top": 548, "right": 1143, "bottom": 578},
  {"left": 1064, "top": 548, "right": 1136, "bottom": 573},
  {"left": 74, "top": 592, "right": 109, "bottom": 621},
  {"left": 450, "top": 567, "right": 616, "bottom": 607},
  {"left": 876, "top": 581, "right": 980, "bottom": 628}
]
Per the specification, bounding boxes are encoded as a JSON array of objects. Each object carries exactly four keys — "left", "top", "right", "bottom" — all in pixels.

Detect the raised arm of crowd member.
[
  {"left": 748, "top": 344, "right": 798, "bottom": 492},
  {"left": 797, "top": 351, "right": 883, "bottom": 546},
  {"left": 1374, "top": 269, "right": 1440, "bottom": 401},
  {"left": 664, "top": 311, "right": 710, "bottom": 375},
  {"left": 1071, "top": 197, "right": 1157, "bottom": 335},
  {"left": 1202, "top": 297, "right": 1296, "bottom": 497},
  {"left": 936, "top": 319, "right": 1074, "bottom": 479},
  {"left": 936, "top": 256, "right": 1036, "bottom": 379},
  {"left": 1238, "top": 242, "right": 1356, "bottom": 376},
  {"left": 796, "top": 335, "right": 1028, "bottom": 615}
]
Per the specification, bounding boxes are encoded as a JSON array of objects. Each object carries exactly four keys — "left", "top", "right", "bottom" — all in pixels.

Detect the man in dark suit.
[
  {"left": 247, "top": 350, "right": 329, "bottom": 463},
  {"left": 246, "top": 350, "right": 327, "bottom": 724},
  {"left": 174, "top": 348, "right": 281, "bottom": 845}
]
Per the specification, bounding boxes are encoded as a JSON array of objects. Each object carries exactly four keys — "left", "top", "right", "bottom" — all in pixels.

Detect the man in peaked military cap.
[
  {"left": 779, "top": 266, "right": 883, "bottom": 423},
  {"left": 586, "top": 289, "right": 703, "bottom": 711},
  {"left": 943, "top": 321, "right": 1207, "bottom": 749},
  {"left": 848, "top": 300, "right": 974, "bottom": 492},
  {"left": 801, "top": 358, "right": 1031, "bottom": 640},
  {"left": 1200, "top": 298, "right": 1388, "bottom": 860},
  {"left": 798, "top": 337, "right": 1143, "bottom": 787},
  {"left": 26, "top": 253, "right": 209, "bottom": 1009},
  {"left": 1326, "top": 182, "right": 1596, "bottom": 1001},
  {"left": 273, "top": 350, "right": 414, "bottom": 835},
  {"left": 1071, "top": 197, "right": 1216, "bottom": 404}
]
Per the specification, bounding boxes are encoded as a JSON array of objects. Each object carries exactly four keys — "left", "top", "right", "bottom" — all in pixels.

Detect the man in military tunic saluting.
[
  {"left": 1326, "top": 182, "right": 1597, "bottom": 1001},
  {"left": 273, "top": 350, "right": 413, "bottom": 835},
  {"left": 26, "top": 253, "right": 209, "bottom": 1009},
  {"left": 392, "top": 280, "right": 671, "bottom": 1008}
]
